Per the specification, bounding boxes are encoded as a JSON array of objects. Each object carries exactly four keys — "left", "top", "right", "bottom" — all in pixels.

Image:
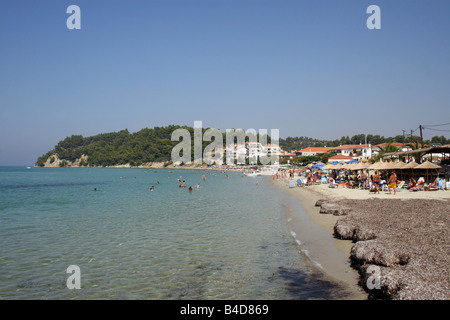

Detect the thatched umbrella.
[
  {"left": 353, "top": 162, "right": 370, "bottom": 171},
  {"left": 332, "top": 163, "right": 345, "bottom": 170},
  {"left": 415, "top": 161, "right": 441, "bottom": 183},
  {"left": 323, "top": 163, "right": 335, "bottom": 170},
  {"left": 368, "top": 161, "right": 385, "bottom": 171},
  {"left": 395, "top": 161, "right": 406, "bottom": 170},
  {"left": 340, "top": 162, "right": 349, "bottom": 169},
  {"left": 403, "top": 161, "right": 418, "bottom": 181},
  {"left": 403, "top": 161, "right": 418, "bottom": 169},
  {"left": 394, "top": 162, "right": 406, "bottom": 179},
  {"left": 383, "top": 161, "right": 398, "bottom": 170}
]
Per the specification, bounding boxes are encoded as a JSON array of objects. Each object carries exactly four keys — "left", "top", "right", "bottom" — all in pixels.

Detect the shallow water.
[{"left": 0, "top": 167, "right": 352, "bottom": 299}]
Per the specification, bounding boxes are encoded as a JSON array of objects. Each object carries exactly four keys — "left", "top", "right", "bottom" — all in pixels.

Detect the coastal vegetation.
[
  {"left": 35, "top": 125, "right": 271, "bottom": 167},
  {"left": 279, "top": 134, "right": 449, "bottom": 152},
  {"left": 35, "top": 125, "right": 449, "bottom": 167}
]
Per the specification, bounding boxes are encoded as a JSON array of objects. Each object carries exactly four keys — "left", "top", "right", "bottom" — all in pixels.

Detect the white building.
[{"left": 328, "top": 144, "right": 372, "bottom": 160}]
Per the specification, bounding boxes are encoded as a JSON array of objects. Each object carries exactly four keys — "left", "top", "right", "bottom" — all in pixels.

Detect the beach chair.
[
  {"left": 296, "top": 179, "right": 305, "bottom": 187},
  {"left": 427, "top": 179, "right": 441, "bottom": 191},
  {"left": 328, "top": 178, "right": 337, "bottom": 188},
  {"left": 321, "top": 176, "right": 328, "bottom": 184},
  {"left": 338, "top": 181, "right": 349, "bottom": 188},
  {"left": 395, "top": 181, "right": 405, "bottom": 192}
]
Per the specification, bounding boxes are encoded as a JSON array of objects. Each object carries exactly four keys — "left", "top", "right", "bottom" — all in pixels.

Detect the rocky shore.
[{"left": 316, "top": 198, "right": 449, "bottom": 299}]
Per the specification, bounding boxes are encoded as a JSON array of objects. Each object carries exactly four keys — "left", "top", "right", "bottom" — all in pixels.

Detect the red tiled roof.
[
  {"left": 329, "top": 154, "right": 355, "bottom": 159},
  {"left": 330, "top": 144, "right": 371, "bottom": 150},
  {"left": 374, "top": 143, "right": 410, "bottom": 148},
  {"left": 280, "top": 153, "right": 296, "bottom": 157},
  {"left": 297, "top": 147, "right": 334, "bottom": 153}
]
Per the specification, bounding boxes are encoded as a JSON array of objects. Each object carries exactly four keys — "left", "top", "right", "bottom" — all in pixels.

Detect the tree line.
[
  {"left": 279, "top": 134, "right": 449, "bottom": 152},
  {"left": 35, "top": 125, "right": 272, "bottom": 167},
  {"left": 35, "top": 126, "right": 449, "bottom": 167}
]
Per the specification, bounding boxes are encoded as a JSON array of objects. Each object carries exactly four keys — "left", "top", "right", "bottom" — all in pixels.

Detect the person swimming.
[
  {"left": 150, "top": 186, "right": 154, "bottom": 191},
  {"left": 188, "top": 186, "right": 193, "bottom": 192}
]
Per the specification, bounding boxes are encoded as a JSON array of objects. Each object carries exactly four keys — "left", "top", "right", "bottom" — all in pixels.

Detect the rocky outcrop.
[
  {"left": 41, "top": 155, "right": 172, "bottom": 168},
  {"left": 321, "top": 198, "right": 449, "bottom": 300},
  {"left": 315, "top": 199, "right": 352, "bottom": 216}
]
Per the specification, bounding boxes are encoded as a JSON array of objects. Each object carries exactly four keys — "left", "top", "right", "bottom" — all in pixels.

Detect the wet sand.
[
  {"left": 271, "top": 179, "right": 367, "bottom": 299},
  {"left": 272, "top": 178, "right": 450, "bottom": 299}
]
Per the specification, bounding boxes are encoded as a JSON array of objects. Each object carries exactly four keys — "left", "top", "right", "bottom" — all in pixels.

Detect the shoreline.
[
  {"left": 272, "top": 178, "right": 449, "bottom": 300},
  {"left": 270, "top": 178, "right": 367, "bottom": 299}
]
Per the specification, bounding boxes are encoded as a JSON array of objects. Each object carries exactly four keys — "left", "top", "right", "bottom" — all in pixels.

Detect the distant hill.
[
  {"left": 36, "top": 125, "right": 190, "bottom": 167},
  {"left": 36, "top": 125, "right": 271, "bottom": 167}
]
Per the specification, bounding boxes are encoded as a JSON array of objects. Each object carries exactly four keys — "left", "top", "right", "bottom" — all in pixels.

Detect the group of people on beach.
[{"left": 279, "top": 165, "right": 444, "bottom": 195}]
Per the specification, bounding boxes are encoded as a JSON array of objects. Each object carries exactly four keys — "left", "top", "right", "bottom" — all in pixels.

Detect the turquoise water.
[{"left": 0, "top": 167, "right": 346, "bottom": 299}]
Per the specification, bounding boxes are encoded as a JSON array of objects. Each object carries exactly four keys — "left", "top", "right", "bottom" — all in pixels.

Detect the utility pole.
[
  {"left": 402, "top": 130, "right": 406, "bottom": 144},
  {"left": 419, "top": 125, "right": 424, "bottom": 148}
]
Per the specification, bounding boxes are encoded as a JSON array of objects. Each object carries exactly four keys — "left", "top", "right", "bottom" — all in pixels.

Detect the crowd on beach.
[{"left": 275, "top": 167, "right": 448, "bottom": 195}]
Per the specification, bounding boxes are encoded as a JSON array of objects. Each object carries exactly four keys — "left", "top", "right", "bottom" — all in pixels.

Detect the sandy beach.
[{"left": 273, "top": 178, "right": 449, "bottom": 299}]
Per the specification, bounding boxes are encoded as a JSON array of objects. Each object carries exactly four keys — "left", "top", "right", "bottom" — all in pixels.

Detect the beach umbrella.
[
  {"left": 354, "top": 162, "right": 370, "bottom": 171},
  {"left": 403, "top": 161, "right": 418, "bottom": 169},
  {"left": 415, "top": 161, "right": 441, "bottom": 183},
  {"left": 403, "top": 161, "right": 418, "bottom": 180},
  {"left": 312, "top": 163, "right": 325, "bottom": 169},
  {"left": 394, "top": 161, "right": 406, "bottom": 170},
  {"left": 415, "top": 160, "right": 441, "bottom": 170},
  {"left": 384, "top": 161, "right": 398, "bottom": 170},
  {"left": 337, "top": 162, "right": 345, "bottom": 169},
  {"left": 368, "top": 161, "right": 383, "bottom": 170}
]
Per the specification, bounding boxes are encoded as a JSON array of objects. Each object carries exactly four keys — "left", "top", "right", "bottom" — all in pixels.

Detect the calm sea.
[{"left": 0, "top": 167, "right": 348, "bottom": 300}]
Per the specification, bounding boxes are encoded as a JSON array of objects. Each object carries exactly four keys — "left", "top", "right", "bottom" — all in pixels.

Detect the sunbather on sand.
[
  {"left": 426, "top": 178, "right": 439, "bottom": 191},
  {"left": 411, "top": 177, "right": 425, "bottom": 191}
]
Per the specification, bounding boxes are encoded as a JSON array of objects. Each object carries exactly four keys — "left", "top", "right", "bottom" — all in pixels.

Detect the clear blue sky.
[{"left": 1, "top": 0, "right": 449, "bottom": 165}]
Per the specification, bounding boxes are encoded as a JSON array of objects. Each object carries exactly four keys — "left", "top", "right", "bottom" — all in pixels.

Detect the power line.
[
  {"left": 424, "top": 127, "right": 450, "bottom": 132},
  {"left": 422, "top": 122, "right": 450, "bottom": 128}
]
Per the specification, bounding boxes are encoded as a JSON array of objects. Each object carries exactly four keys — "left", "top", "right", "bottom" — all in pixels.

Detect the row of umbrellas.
[{"left": 319, "top": 160, "right": 441, "bottom": 171}]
